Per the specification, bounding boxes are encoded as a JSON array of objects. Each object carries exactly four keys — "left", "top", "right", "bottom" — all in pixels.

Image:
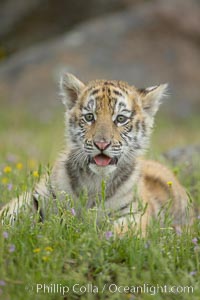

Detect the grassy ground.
[{"left": 0, "top": 103, "right": 200, "bottom": 300}]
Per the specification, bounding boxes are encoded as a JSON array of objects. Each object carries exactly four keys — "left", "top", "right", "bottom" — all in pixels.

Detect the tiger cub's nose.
[{"left": 94, "top": 141, "right": 111, "bottom": 151}]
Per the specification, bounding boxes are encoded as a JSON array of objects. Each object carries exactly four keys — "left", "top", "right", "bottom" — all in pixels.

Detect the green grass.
[{"left": 0, "top": 104, "right": 200, "bottom": 300}]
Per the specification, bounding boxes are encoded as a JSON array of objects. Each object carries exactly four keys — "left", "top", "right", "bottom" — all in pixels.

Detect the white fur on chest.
[{"left": 52, "top": 155, "right": 139, "bottom": 209}]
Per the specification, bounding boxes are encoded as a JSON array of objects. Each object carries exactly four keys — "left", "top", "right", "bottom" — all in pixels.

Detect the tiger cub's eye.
[
  {"left": 116, "top": 115, "right": 128, "bottom": 124},
  {"left": 84, "top": 113, "right": 95, "bottom": 122}
]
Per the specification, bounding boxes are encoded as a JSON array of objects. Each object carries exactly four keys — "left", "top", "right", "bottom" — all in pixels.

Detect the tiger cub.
[{"left": 0, "top": 73, "right": 190, "bottom": 234}]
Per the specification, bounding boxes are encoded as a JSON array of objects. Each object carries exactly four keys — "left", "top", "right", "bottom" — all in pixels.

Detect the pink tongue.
[{"left": 94, "top": 154, "right": 111, "bottom": 166}]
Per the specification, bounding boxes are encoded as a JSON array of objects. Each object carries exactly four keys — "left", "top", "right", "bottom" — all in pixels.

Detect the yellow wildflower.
[
  {"left": 45, "top": 246, "right": 53, "bottom": 252},
  {"left": 167, "top": 181, "right": 173, "bottom": 187},
  {"left": 42, "top": 256, "right": 49, "bottom": 262},
  {"left": 1, "top": 177, "right": 8, "bottom": 184},
  {"left": 16, "top": 162, "right": 23, "bottom": 170},
  {"left": 33, "top": 171, "right": 39, "bottom": 178},
  {"left": 3, "top": 166, "right": 12, "bottom": 173},
  {"left": 28, "top": 159, "right": 37, "bottom": 170},
  {"left": 33, "top": 248, "right": 41, "bottom": 253}
]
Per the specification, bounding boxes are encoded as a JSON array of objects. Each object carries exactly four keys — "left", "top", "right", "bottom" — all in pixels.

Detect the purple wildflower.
[
  {"left": 6, "top": 154, "right": 17, "bottom": 163},
  {"left": 192, "top": 238, "right": 198, "bottom": 245},
  {"left": 0, "top": 281, "right": 6, "bottom": 286},
  {"left": 9, "top": 244, "right": 15, "bottom": 253},
  {"left": 189, "top": 271, "right": 197, "bottom": 276},
  {"left": 105, "top": 231, "right": 113, "bottom": 240},
  {"left": 198, "top": 215, "right": 200, "bottom": 220},
  {"left": 7, "top": 183, "right": 13, "bottom": 191},
  {"left": 71, "top": 208, "right": 76, "bottom": 216},
  {"left": 3, "top": 231, "right": 8, "bottom": 239}
]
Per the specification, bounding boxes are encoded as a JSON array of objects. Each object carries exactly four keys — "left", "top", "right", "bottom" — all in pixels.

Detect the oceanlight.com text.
[{"left": 25, "top": 282, "right": 194, "bottom": 296}]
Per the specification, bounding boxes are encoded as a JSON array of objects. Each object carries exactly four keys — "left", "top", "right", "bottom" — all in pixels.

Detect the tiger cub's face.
[{"left": 61, "top": 73, "right": 167, "bottom": 176}]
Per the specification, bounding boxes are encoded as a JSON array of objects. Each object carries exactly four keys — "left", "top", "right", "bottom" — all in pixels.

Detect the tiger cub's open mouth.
[{"left": 91, "top": 154, "right": 118, "bottom": 167}]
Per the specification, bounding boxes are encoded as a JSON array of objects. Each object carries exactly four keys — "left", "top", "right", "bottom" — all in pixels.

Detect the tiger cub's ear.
[
  {"left": 60, "top": 73, "right": 85, "bottom": 109},
  {"left": 138, "top": 84, "right": 168, "bottom": 117}
]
